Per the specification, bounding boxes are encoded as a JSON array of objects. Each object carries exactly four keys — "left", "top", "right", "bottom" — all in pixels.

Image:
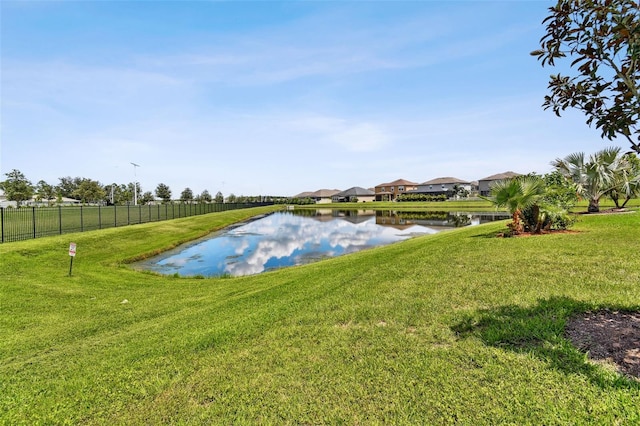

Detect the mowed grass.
[{"left": 1, "top": 205, "right": 640, "bottom": 424}]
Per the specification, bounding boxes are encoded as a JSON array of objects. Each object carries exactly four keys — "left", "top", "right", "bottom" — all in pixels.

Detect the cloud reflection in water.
[{"left": 147, "top": 211, "right": 440, "bottom": 277}]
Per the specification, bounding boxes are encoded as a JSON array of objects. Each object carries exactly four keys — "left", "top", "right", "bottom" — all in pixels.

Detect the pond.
[{"left": 137, "top": 209, "right": 508, "bottom": 278}]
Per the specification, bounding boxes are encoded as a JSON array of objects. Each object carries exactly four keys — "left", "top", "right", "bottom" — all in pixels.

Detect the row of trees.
[
  {"left": 0, "top": 170, "right": 254, "bottom": 207},
  {"left": 488, "top": 147, "right": 640, "bottom": 235}
]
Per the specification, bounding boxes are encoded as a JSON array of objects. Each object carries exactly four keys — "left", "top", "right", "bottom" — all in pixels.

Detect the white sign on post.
[{"left": 69, "top": 242, "right": 77, "bottom": 257}]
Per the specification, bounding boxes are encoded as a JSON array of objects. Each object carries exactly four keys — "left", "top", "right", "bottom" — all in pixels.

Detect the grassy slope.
[{"left": 1, "top": 206, "right": 639, "bottom": 424}]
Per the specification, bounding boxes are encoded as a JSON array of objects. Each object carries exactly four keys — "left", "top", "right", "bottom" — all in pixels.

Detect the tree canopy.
[
  {"left": 155, "top": 183, "right": 172, "bottom": 203},
  {"left": 553, "top": 146, "right": 640, "bottom": 211},
  {"left": 73, "top": 179, "right": 106, "bottom": 204},
  {"left": 0, "top": 169, "right": 34, "bottom": 207},
  {"left": 35, "top": 180, "right": 56, "bottom": 205},
  {"left": 532, "top": 0, "right": 640, "bottom": 153},
  {"left": 180, "top": 187, "right": 194, "bottom": 203}
]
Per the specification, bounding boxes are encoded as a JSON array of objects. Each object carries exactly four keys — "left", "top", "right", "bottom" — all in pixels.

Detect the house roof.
[
  {"left": 376, "top": 178, "right": 418, "bottom": 187},
  {"left": 311, "top": 189, "right": 341, "bottom": 198},
  {"left": 478, "top": 171, "right": 521, "bottom": 181},
  {"left": 293, "top": 191, "right": 315, "bottom": 198},
  {"left": 419, "top": 177, "right": 470, "bottom": 185},
  {"left": 334, "top": 186, "right": 375, "bottom": 197}
]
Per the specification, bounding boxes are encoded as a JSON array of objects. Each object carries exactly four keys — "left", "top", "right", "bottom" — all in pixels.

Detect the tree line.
[{"left": 0, "top": 170, "right": 270, "bottom": 207}]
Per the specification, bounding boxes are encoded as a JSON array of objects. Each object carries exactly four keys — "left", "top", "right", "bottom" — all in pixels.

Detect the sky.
[{"left": 0, "top": 0, "right": 619, "bottom": 197}]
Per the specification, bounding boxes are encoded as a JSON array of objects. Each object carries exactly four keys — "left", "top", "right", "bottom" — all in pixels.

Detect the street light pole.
[{"left": 130, "top": 162, "right": 140, "bottom": 205}]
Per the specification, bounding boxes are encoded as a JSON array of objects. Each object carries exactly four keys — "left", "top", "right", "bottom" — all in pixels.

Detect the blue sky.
[{"left": 1, "top": 1, "right": 613, "bottom": 197}]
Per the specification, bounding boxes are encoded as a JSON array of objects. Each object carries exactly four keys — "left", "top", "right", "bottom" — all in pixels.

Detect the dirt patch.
[{"left": 565, "top": 310, "right": 640, "bottom": 380}]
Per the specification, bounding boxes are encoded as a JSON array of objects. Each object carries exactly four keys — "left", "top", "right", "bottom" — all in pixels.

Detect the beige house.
[
  {"left": 374, "top": 179, "right": 418, "bottom": 202},
  {"left": 293, "top": 189, "right": 341, "bottom": 204}
]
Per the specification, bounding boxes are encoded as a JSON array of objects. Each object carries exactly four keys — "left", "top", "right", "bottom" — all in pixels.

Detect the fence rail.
[{"left": 0, "top": 202, "right": 273, "bottom": 243}]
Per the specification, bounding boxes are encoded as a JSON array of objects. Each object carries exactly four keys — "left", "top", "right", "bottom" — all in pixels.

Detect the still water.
[{"left": 138, "top": 209, "right": 507, "bottom": 277}]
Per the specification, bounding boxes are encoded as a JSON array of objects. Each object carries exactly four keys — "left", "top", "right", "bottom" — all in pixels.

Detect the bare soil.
[{"left": 565, "top": 310, "right": 640, "bottom": 380}]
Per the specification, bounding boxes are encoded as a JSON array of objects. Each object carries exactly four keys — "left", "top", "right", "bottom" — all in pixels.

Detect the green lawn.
[{"left": 1, "top": 205, "right": 639, "bottom": 424}]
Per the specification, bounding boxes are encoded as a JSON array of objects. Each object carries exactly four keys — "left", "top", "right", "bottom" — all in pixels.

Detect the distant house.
[
  {"left": 374, "top": 179, "right": 418, "bottom": 202},
  {"left": 292, "top": 191, "right": 315, "bottom": 200},
  {"left": 0, "top": 195, "right": 81, "bottom": 208},
  {"left": 410, "top": 177, "right": 472, "bottom": 197},
  {"left": 478, "top": 171, "right": 522, "bottom": 196},
  {"left": 295, "top": 189, "right": 341, "bottom": 204},
  {"left": 331, "top": 187, "right": 375, "bottom": 203}
]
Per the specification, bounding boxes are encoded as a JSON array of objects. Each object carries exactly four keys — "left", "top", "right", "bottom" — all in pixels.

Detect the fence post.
[
  {"left": 1, "top": 207, "right": 4, "bottom": 243},
  {"left": 114, "top": 205, "right": 117, "bottom": 228},
  {"left": 32, "top": 207, "right": 36, "bottom": 240},
  {"left": 59, "top": 205, "right": 62, "bottom": 235},
  {"left": 80, "top": 205, "right": 84, "bottom": 232},
  {"left": 127, "top": 203, "right": 130, "bottom": 225},
  {"left": 99, "top": 205, "right": 102, "bottom": 229},
  {"left": 139, "top": 204, "right": 142, "bottom": 224}
]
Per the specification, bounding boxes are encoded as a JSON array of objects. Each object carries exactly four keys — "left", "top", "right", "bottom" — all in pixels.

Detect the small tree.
[
  {"left": 215, "top": 191, "right": 224, "bottom": 203},
  {"left": 155, "top": 183, "right": 172, "bottom": 203},
  {"left": 451, "top": 184, "right": 470, "bottom": 199},
  {"left": 552, "top": 146, "right": 624, "bottom": 212},
  {"left": 139, "top": 191, "right": 155, "bottom": 205},
  {"left": 0, "top": 169, "right": 34, "bottom": 207},
  {"left": 35, "top": 180, "right": 56, "bottom": 206},
  {"left": 608, "top": 152, "right": 640, "bottom": 208},
  {"left": 72, "top": 179, "right": 106, "bottom": 204},
  {"left": 57, "top": 176, "right": 82, "bottom": 198},
  {"left": 200, "top": 189, "right": 212, "bottom": 203},
  {"left": 532, "top": 0, "right": 640, "bottom": 153},
  {"left": 488, "top": 175, "right": 547, "bottom": 234},
  {"left": 180, "top": 187, "right": 194, "bottom": 203}
]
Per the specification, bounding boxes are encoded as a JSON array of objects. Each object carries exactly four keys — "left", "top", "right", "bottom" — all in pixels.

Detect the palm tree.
[
  {"left": 489, "top": 175, "right": 546, "bottom": 234},
  {"left": 609, "top": 153, "right": 640, "bottom": 209},
  {"left": 551, "top": 147, "right": 623, "bottom": 213}
]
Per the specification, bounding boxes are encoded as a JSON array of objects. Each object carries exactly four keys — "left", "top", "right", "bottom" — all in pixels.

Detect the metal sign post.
[{"left": 68, "top": 242, "right": 76, "bottom": 276}]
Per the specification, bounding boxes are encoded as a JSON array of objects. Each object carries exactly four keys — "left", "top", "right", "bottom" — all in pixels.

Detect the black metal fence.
[{"left": 0, "top": 202, "right": 273, "bottom": 243}]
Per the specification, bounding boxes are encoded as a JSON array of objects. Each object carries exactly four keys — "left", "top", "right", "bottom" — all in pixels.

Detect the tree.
[
  {"left": 200, "top": 189, "right": 212, "bottom": 203},
  {"left": 215, "top": 191, "right": 224, "bottom": 203},
  {"left": 0, "top": 169, "right": 34, "bottom": 207},
  {"left": 532, "top": 0, "right": 640, "bottom": 153},
  {"left": 155, "top": 183, "right": 172, "bottom": 203},
  {"left": 35, "top": 180, "right": 56, "bottom": 206},
  {"left": 608, "top": 152, "right": 640, "bottom": 207},
  {"left": 487, "top": 175, "right": 547, "bottom": 234},
  {"left": 226, "top": 193, "right": 237, "bottom": 203},
  {"left": 180, "top": 187, "right": 194, "bottom": 203},
  {"left": 450, "top": 184, "right": 470, "bottom": 199},
  {"left": 57, "top": 176, "right": 82, "bottom": 198},
  {"left": 72, "top": 178, "right": 106, "bottom": 204},
  {"left": 103, "top": 183, "right": 124, "bottom": 205},
  {"left": 552, "top": 146, "right": 625, "bottom": 212},
  {"left": 127, "top": 182, "right": 141, "bottom": 204},
  {"left": 139, "top": 191, "right": 155, "bottom": 205}
]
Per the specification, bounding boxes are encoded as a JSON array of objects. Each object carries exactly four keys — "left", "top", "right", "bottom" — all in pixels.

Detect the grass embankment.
[{"left": 2, "top": 205, "right": 639, "bottom": 424}]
